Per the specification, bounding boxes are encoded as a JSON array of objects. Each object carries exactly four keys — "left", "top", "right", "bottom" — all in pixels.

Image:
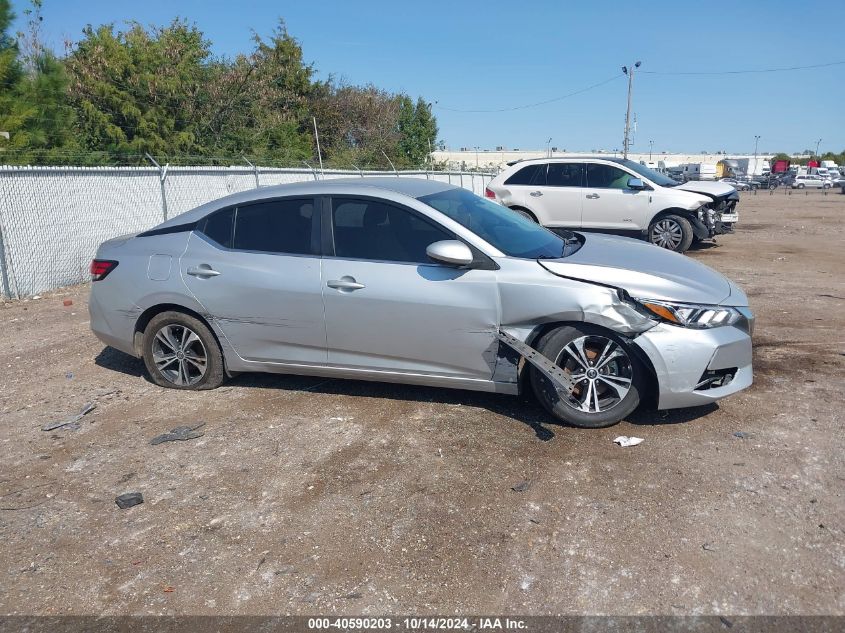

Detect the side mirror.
[
  {"left": 426, "top": 240, "right": 474, "bottom": 267},
  {"left": 628, "top": 177, "right": 646, "bottom": 190}
]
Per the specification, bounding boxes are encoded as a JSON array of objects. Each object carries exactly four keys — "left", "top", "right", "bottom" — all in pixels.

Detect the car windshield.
[
  {"left": 417, "top": 187, "right": 581, "bottom": 259},
  {"left": 620, "top": 159, "right": 680, "bottom": 187}
]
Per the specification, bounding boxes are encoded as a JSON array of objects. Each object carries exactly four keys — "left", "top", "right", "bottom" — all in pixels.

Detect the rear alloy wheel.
[
  {"left": 648, "top": 214, "right": 693, "bottom": 252},
  {"left": 530, "top": 325, "right": 644, "bottom": 428},
  {"left": 142, "top": 311, "right": 225, "bottom": 390}
]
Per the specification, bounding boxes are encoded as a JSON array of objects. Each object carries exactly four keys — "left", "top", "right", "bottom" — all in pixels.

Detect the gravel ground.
[{"left": 1, "top": 190, "right": 843, "bottom": 616}]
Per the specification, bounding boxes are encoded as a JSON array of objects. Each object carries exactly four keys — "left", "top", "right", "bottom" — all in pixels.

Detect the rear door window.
[
  {"left": 546, "top": 163, "right": 583, "bottom": 187},
  {"left": 232, "top": 199, "right": 316, "bottom": 254}
]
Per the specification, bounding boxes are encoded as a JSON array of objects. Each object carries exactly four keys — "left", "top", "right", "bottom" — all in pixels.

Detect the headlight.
[{"left": 634, "top": 298, "right": 747, "bottom": 330}]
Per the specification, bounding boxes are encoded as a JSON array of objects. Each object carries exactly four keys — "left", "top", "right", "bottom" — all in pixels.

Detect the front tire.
[
  {"left": 142, "top": 311, "right": 225, "bottom": 390},
  {"left": 648, "top": 214, "right": 694, "bottom": 252},
  {"left": 530, "top": 325, "right": 645, "bottom": 428}
]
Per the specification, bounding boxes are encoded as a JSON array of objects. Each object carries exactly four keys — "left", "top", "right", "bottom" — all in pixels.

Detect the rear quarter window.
[
  {"left": 504, "top": 164, "right": 545, "bottom": 186},
  {"left": 201, "top": 208, "right": 234, "bottom": 247}
]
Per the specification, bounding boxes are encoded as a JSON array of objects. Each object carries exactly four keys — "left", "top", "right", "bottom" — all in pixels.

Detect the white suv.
[
  {"left": 486, "top": 157, "right": 740, "bottom": 253},
  {"left": 792, "top": 175, "right": 831, "bottom": 189}
]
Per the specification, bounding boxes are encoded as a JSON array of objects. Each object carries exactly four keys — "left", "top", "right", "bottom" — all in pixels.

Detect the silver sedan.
[{"left": 89, "top": 178, "right": 753, "bottom": 428}]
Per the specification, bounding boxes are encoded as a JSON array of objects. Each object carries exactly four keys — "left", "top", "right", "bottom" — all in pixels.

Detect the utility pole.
[
  {"left": 753, "top": 135, "right": 761, "bottom": 174},
  {"left": 622, "top": 61, "right": 641, "bottom": 159},
  {"left": 815, "top": 138, "right": 822, "bottom": 157},
  {"left": 546, "top": 137, "right": 552, "bottom": 158},
  {"left": 649, "top": 139, "right": 654, "bottom": 161},
  {"left": 474, "top": 146, "right": 479, "bottom": 170}
]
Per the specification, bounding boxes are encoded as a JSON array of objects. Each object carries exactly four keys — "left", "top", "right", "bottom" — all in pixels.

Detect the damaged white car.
[
  {"left": 89, "top": 178, "right": 753, "bottom": 428},
  {"left": 486, "top": 157, "right": 740, "bottom": 252}
]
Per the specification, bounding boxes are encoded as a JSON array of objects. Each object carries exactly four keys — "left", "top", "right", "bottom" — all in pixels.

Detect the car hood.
[
  {"left": 540, "top": 233, "right": 747, "bottom": 306},
  {"left": 675, "top": 180, "right": 737, "bottom": 199}
]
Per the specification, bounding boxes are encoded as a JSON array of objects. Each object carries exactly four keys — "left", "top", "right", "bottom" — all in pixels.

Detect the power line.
[
  {"left": 641, "top": 60, "right": 845, "bottom": 75},
  {"left": 433, "top": 74, "right": 623, "bottom": 113}
]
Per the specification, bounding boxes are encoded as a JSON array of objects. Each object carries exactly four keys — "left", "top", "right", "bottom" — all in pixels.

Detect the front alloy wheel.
[
  {"left": 530, "top": 325, "right": 644, "bottom": 428},
  {"left": 648, "top": 214, "right": 693, "bottom": 252},
  {"left": 556, "top": 335, "right": 634, "bottom": 413}
]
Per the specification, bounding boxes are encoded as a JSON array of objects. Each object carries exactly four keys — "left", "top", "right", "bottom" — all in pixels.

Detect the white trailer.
[{"left": 681, "top": 163, "right": 717, "bottom": 181}]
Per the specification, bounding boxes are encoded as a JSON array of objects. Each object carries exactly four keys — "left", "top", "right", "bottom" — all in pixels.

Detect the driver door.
[
  {"left": 582, "top": 163, "right": 650, "bottom": 230},
  {"left": 321, "top": 197, "right": 500, "bottom": 380}
]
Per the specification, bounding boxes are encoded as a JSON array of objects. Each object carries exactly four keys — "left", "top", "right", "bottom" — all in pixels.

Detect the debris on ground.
[
  {"left": 115, "top": 492, "right": 144, "bottom": 509},
  {"left": 613, "top": 436, "right": 644, "bottom": 447},
  {"left": 733, "top": 431, "right": 751, "bottom": 439},
  {"left": 41, "top": 402, "right": 96, "bottom": 432},
  {"left": 511, "top": 481, "right": 531, "bottom": 493},
  {"left": 150, "top": 423, "right": 206, "bottom": 445},
  {"left": 62, "top": 299, "right": 73, "bottom": 307}
]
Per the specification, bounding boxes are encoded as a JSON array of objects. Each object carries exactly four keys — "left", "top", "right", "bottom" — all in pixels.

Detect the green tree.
[
  {"left": 66, "top": 19, "right": 214, "bottom": 161},
  {"left": 205, "top": 20, "right": 314, "bottom": 163},
  {"left": 0, "top": 0, "right": 24, "bottom": 152},
  {"left": 397, "top": 96, "right": 437, "bottom": 167}
]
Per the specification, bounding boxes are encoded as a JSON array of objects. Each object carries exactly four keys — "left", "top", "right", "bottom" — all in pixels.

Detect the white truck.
[{"left": 681, "top": 163, "right": 717, "bottom": 181}]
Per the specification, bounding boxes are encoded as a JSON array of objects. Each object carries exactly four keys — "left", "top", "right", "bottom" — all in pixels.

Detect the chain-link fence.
[{"left": 0, "top": 166, "right": 496, "bottom": 299}]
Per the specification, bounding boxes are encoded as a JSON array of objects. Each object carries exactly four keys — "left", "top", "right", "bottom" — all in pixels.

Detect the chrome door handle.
[
  {"left": 529, "top": 190, "right": 543, "bottom": 197},
  {"left": 186, "top": 266, "right": 221, "bottom": 277},
  {"left": 585, "top": 193, "right": 600, "bottom": 199},
  {"left": 327, "top": 277, "right": 365, "bottom": 291}
]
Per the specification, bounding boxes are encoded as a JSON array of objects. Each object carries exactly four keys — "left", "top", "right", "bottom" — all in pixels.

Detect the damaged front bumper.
[
  {"left": 632, "top": 322, "right": 752, "bottom": 409},
  {"left": 710, "top": 193, "right": 740, "bottom": 235}
]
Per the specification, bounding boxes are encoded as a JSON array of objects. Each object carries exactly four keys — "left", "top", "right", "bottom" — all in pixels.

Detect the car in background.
[
  {"left": 486, "top": 157, "right": 740, "bottom": 253},
  {"left": 89, "top": 178, "right": 754, "bottom": 429},
  {"left": 719, "top": 178, "right": 751, "bottom": 191},
  {"left": 792, "top": 175, "right": 832, "bottom": 189}
]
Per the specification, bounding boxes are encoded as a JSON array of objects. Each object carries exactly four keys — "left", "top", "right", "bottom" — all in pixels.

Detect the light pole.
[
  {"left": 753, "top": 135, "right": 760, "bottom": 173},
  {"left": 622, "top": 61, "right": 641, "bottom": 159},
  {"left": 649, "top": 139, "right": 654, "bottom": 161},
  {"left": 474, "top": 146, "right": 479, "bottom": 170},
  {"left": 546, "top": 137, "right": 552, "bottom": 158},
  {"left": 815, "top": 138, "right": 822, "bottom": 157}
]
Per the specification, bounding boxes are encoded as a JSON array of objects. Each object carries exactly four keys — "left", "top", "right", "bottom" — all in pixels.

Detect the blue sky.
[{"left": 11, "top": 0, "right": 845, "bottom": 153}]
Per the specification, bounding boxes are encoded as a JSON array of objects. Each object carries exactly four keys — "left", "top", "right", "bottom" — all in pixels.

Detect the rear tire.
[
  {"left": 648, "top": 214, "right": 694, "bottom": 253},
  {"left": 510, "top": 207, "right": 537, "bottom": 222},
  {"left": 530, "top": 325, "right": 645, "bottom": 428},
  {"left": 142, "top": 311, "right": 225, "bottom": 390}
]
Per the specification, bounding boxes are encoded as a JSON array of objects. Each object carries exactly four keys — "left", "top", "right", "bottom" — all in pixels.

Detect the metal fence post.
[
  {"left": 146, "top": 153, "right": 169, "bottom": 221},
  {"left": 0, "top": 221, "right": 11, "bottom": 299},
  {"left": 244, "top": 157, "right": 259, "bottom": 188}
]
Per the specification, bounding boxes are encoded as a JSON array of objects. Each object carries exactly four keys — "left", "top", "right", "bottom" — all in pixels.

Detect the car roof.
[
  {"left": 505, "top": 156, "right": 639, "bottom": 168},
  {"left": 155, "top": 177, "right": 457, "bottom": 229}
]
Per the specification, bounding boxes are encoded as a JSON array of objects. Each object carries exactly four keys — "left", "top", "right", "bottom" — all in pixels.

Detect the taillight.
[
  {"left": 485, "top": 187, "right": 496, "bottom": 199},
  {"left": 90, "top": 259, "right": 118, "bottom": 281}
]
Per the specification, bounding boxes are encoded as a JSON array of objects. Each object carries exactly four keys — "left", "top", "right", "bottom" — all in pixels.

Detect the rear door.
[
  {"left": 321, "top": 196, "right": 499, "bottom": 379},
  {"left": 535, "top": 162, "right": 584, "bottom": 227},
  {"left": 180, "top": 197, "right": 327, "bottom": 364},
  {"left": 582, "top": 163, "right": 650, "bottom": 230}
]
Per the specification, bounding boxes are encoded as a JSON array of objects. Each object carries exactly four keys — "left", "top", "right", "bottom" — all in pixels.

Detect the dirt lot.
[{"left": 1, "top": 190, "right": 843, "bottom": 616}]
